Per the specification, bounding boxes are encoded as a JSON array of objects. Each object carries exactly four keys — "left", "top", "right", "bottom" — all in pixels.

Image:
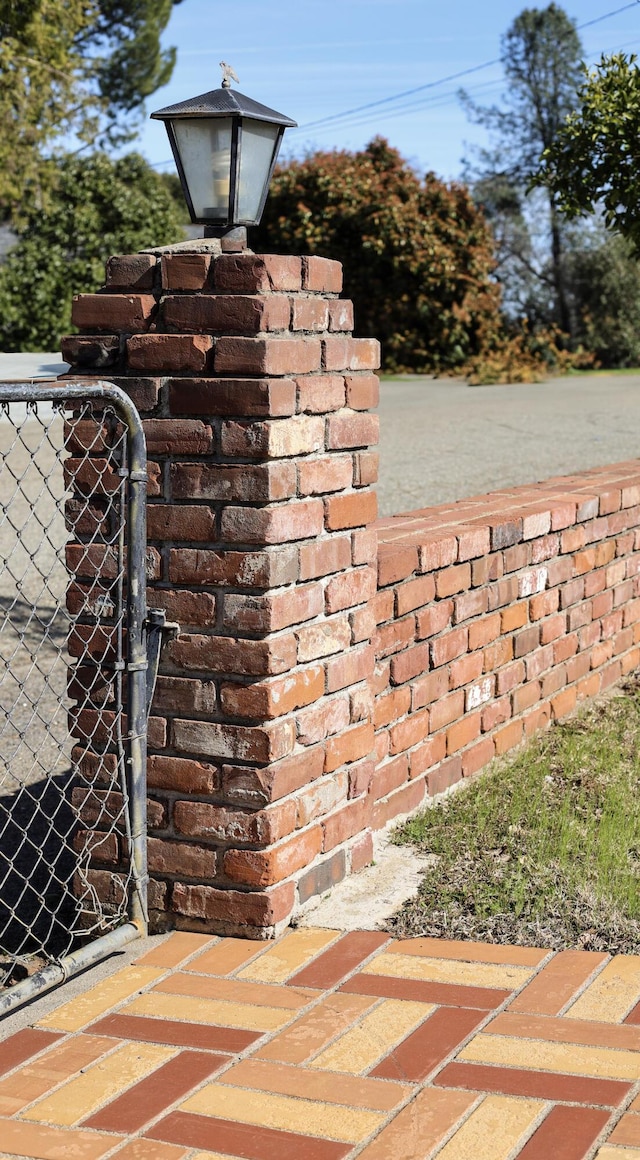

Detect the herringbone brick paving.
[{"left": 1, "top": 929, "right": 640, "bottom": 1158}]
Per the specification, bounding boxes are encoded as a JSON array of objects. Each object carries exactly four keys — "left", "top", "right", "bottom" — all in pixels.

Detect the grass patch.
[{"left": 388, "top": 680, "right": 640, "bottom": 953}]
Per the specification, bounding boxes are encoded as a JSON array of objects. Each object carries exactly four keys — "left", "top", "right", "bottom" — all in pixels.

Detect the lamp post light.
[{"left": 150, "top": 63, "right": 296, "bottom": 250}]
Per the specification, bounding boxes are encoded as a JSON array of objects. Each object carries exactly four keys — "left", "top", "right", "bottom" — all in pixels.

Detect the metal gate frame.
[{"left": 0, "top": 380, "right": 148, "bottom": 1016}]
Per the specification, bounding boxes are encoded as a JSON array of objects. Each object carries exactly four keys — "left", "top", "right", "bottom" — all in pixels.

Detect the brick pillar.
[{"left": 62, "top": 247, "right": 380, "bottom": 938}]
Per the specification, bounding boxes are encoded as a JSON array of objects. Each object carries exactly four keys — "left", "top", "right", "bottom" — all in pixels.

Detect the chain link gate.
[{"left": 0, "top": 381, "right": 150, "bottom": 1015}]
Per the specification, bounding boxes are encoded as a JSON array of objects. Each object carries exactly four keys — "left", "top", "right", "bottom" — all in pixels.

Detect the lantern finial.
[{"left": 220, "top": 61, "right": 239, "bottom": 89}]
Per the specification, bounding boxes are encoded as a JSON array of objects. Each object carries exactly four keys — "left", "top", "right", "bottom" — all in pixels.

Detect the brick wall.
[
  {"left": 62, "top": 249, "right": 380, "bottom": 938},
  {"left": 371, "top": 463, "right": 640, "bottom": 827},
  {"left": 63, "top": 243, "right": 640, "bottom": 941}
]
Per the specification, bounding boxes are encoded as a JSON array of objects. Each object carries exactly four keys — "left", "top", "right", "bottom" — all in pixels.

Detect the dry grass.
[{"left": 388, "top": 680, "right": 640, "bottom": 954}]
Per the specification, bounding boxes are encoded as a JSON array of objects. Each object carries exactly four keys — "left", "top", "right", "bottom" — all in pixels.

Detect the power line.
[{"left": 289, "top": 0, "right": 640, "bottom": 135}]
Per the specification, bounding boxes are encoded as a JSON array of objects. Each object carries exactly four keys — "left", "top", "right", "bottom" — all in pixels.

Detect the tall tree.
[
  {"left": 535, "top": 53, "right": 640, "bottom": 253},
  {"left": 254, "top": 137, "right": 505, "bottom": 374},
  {"left": 0, "top": 0, "right": 183, "bottom": 219},
  {"left": 461, "top": 3, "right": 583, "bottom": 334}
]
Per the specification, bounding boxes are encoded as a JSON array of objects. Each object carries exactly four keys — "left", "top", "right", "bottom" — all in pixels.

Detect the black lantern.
[{"left": 150, "top": 65, "right": 296, "bottom": 241}]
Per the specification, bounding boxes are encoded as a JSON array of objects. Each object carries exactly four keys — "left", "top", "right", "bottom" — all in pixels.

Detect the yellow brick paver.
[
  {"left": 236, "top": 928, "right": 340, "bottom": 983},
  {"left": 308, "top": 998, "right": 433, "bottom": 1073},
  {"left": 35, "top": 966, "right": 165, "bottom": 1032},
  {"left": 361, "top": 951, "right": 535, "bottom": 989},
  {"left": 4, "top": 934, "right": 640, "bottom": 1159},
  {"left": 23, "top": 1041, "right": 174, "bottom": 1126},
  {"left": 125, "top": 991, "right": 293, "bottom": 1030},
  {"left": 181, "top": 1082, "right": 386, "bottom": 1141},
  {"left": 459, "top": 1032, "right": 640, "bottom": 1080},
  {"left": 566, "top": 956, "right": 640, "bottom": 1023},
  {"left": 436, "top": 1095, "right": 547, "bottom": 1160}
]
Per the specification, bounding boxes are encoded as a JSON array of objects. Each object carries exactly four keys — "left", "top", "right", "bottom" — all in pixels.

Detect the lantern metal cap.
[{"left": 150, "top": 87, "right": 297, "bottom": 127}]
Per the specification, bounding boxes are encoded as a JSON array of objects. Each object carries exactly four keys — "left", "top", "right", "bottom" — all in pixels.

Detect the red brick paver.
[{"left": 0, "top": 930, "right": 638, "bottom": 1158}]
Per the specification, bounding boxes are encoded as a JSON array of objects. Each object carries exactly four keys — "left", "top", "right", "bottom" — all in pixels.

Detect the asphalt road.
[{"left": 377, "top": 372, "right": 640, "bottom": 516}]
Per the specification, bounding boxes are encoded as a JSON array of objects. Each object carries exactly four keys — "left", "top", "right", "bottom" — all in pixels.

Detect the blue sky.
[{"left": 140, "top": 0, "right": 640, "bottom": 182}]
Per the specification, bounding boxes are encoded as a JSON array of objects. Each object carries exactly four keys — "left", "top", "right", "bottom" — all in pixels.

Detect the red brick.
[
  {"left": 377, "top": 545, "right": 419, "bottom": 586},
  {"left": 494, "top": 718, "right": 524, "bottom": 755},
  {"left": 172, "top": 461, "right": 295, "bottom": 503},
  {"left": 326, "top": 411, "right": 379, "bottom": 449},
  {"left": 409, "top": 732, "right": 447, "bottom": 777},
  {"left": 540, "top": 666, "right": 566, "bottom": 697},
  {"left": 353, "top": 450, "right": 379, "bottom": 487},
  {"left": 169, "top": 377, "right": 296, "bottom": 418},
  {"left": 173, "top": 717, "right": 295, "bottom": 763},
  {"left": 290, "top": 297, "right": 329, "bottom": 331},
  {"left": 303, "top": 255, "right": 343, "bottom": 292},
  {"left": 450, "top": 652, "right": 484, "bottom": 690},
  {"left": 472, "top": 551, "right": 503, "bottom": 585},
  {"left": 390, "top": 642, "right": 430, "bottom": 685},
  {"left": 166, "top": 632, "right": 297, "bottom": 676},
  {"left": 350, "top": 830, "right": 374, "bottom": 872},
  {"left": 551, "top": 686, "right": 578, "bottom": 720},
  {"left": 395, "top": 575, "right": 436, "bottom": 616},
  {"left": 169, "top": 545, "right": 297, "bottom": 588},
  {"left": 389, "top": 708, "right": 430, "bottom": 755},
  {"left": 462, "top": 736, "right": 496, "bottom": 777},
  {"left": 148, "top": 838, "right": 216, "bottom": 879},
  {"left": 107, "top": 252, "right": 157, "bottom": 289},
  {"left": 326, "top": 645, "right": 374, "bottom": 693},
  {"left": 526, "top": 644, "right": 555, "bottom": 679},
  {"left": 299, "top": 534, "right": 352, "bottom": 579},
  {"left": 454, "top": 588, "right": 489, "bottom": 623},
  {"left": 295, "top": 774, "right": 349, "bottom": 828},
  {"left": 540, "top": 613, "right": 566, "bottom": 644},
  {"left": 220, "top": 666, "right": 324, "bottom": 720},
  {"left": 566, "top": 653, "right": 591, "bottom": 683},
  {"left": 512, "top": 680, "right": 541, "bottom": 714},
  {"left": 513, "top": 625, "right": 540, "bottom": 658},
  {"left": 374, "top": 686, "right": 412, "bottom": 729},
  {"left": 344, "top": 373, "right": 380, "bottom": 410},
  {"left": 297, "top": 616, "right": 351, "bottom": 661},
  {"left": 488, "top": 576, "right": 519, "bottom": 610},
  {"left": 147, "top": 755, "right": 219, "bottom": 795},
  {"left": 298, "top": 849, "right": 347, "bottom": 904},
  {"left": 372, "top": 755, "right": 410, "bottom": 800},
  {"left": 468, "top": 613, "right": 501, "bottom": 650},
  {"left": 297, "top": 696, "right": 350, "bottom": 745},
  {"left": 127, "top": 333, "right": 213, "bottom": 372},
  {"left": 222, "top": 747, "right": 325, "bottom": 807},
  {"left": 373, "top": 778, "right": 426, "bottom": 827},
  {"left": 147, "top": 504, "right": 216, "bottom": 542},
  {"left": 324, "top": 722, "right": 374, "bottom": 772},
  {"left": 523, "top": 702, "right": 552, "bottom": 737},
  {"left": 222, "top": 584, "right": 322, "bottom": 633},
  {"left": 436, "top": 563, "right": 471, "bottom": 598},
  {"left": 72, "top": 292, "right": 156, "bottom": 332},
  {"left": 447, "top": 712, "right": 481, "bottom": 755},
  {"left": 323, "top": 793, "right": 372, "bottom": 849},
  {"left": 160, "top": 252, "right": 212, "bottom": 290},
  {"left": 62, "top": 334, "right": 120, "bottom": 369},
  {"left": 529, "top": 588, "right": 560, "bottom": 620},
  {"left": 142, "top": 419, "right": 213, "bottom": 455},
  {"left": 215, "top": 253, "right": 302, "bottom": 293},
  {"left": 411, "top": 668, "right": 449, "bottom": 711},
  {"left": 429, "top": 690, "right": 465, "bottom": 731},
  {"left": 296, "top": 374, "right": 346, "bottom": 413},
  {"left": 163, "top": 293, "right": 290, "bottom": 334},
  {"left": 427, "top": 756, "right": 463, "bottom": 797},
  {"left": 329, "top": 299, "right": 354, "bottom": 331},
  {"left": 172, "top": 880, "right": 295, "bottom": 929},
  {"left": 420, "top": 535, "right": 458, "bottom": 572},
  {"left": 481, "top": 695, "right": 512, "bottom": 732},
  {"left": 325, "top": 566, "right": 377, "bottom": 614},
  {"left": 574, "top": 548, "right": 597, "bottom": 574},
  {"left": 501, "top": 602, "right": 528, "bottom": 632},
  {"left": 152, "top": 674, "right": 217, "bottom": 715},
  {"left": 174, "top": 799, "right": 297, "bottom": 846},
  {"left": 352, "top": 526, "right": 378, "bottom": 566},
  {"left": 221, "top": 499, "right": 324, "bottom": 544},
  {"left": 325, "top": 490, "right": 377, "bottom": 530},
  {"left": 456, "top": 525, "right": 491, "bottom": 561},
  {"left": 431, "top": 625, "right": 468, "bottom": 667},
  {"left": 416, "top": 600, "right": 453, "bottom": 639},
  {"left": 215, "top": 336, "right": 321, "bottom": 376}
]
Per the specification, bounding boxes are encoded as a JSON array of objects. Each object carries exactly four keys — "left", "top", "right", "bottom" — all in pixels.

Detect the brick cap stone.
[{"left": 139, "top": 238, "right": 248, "bottom": 256}]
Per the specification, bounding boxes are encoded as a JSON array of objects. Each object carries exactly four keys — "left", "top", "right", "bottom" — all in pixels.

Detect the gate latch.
[{"left": 145, "top": 608, "right": 179, "bottom": 720}]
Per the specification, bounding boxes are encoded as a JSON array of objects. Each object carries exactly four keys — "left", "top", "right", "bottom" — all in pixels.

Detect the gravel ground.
[{"left": 377, "top": 372, "right": 640, "bottom": 516}]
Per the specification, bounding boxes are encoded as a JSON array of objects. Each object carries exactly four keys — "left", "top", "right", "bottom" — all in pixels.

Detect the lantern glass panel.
[
  {"left": 237, "top": 118, "right": 280, "bottom": 222},
  {"left": 172, "top": 117, "right": 233, "bottom": 219}
]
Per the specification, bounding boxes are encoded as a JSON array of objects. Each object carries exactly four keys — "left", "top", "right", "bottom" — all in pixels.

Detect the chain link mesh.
[{"left": 0, "top": 396, "right": 137, "bottom": 988}]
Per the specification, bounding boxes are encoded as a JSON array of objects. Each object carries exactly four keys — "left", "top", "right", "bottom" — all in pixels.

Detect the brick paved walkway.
[{"left": 1, "top": 929, "right": 640, "bottom": 1159}]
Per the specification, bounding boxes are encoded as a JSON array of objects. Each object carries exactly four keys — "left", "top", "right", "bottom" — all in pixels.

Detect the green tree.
[
  {"left": 0, "top": 152, "right": 184, "bottom": 351},
  {"left": 567, "top": 227, "right": 640, "bottom": 367},
  {"left": 254, "top": 137, "right": 503, "bottom": 374},
  {"left": 0, "top": 0, "right": 183, "bottom": 219},
  {"left": 535, "top": 53, "right": 640, "bottom": 253},
  {"left": 461, "top": 3, "right": 583, "bottom": 333}
]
